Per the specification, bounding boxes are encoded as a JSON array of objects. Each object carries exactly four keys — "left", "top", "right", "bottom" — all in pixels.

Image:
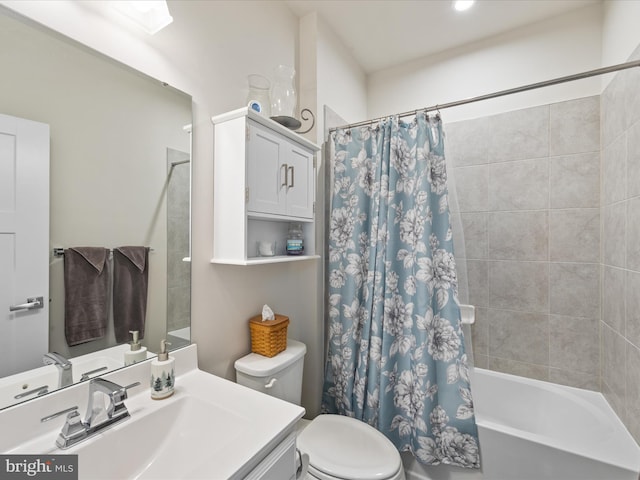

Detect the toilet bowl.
[{"left": 234, "top": 339, "right": 405, "bottom": 480}]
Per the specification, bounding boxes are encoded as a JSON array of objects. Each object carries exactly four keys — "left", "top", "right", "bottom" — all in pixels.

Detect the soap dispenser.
[
  {"left": 150, "top": 340, "right": 175, "bottom": 400},
  {"left": 124, "top": 330, "right": 147, "bottom": 366}
]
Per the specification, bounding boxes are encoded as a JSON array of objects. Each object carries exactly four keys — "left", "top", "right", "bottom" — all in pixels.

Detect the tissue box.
[{"left": 248, "top": 314, "right": 289, "bottom": 357}]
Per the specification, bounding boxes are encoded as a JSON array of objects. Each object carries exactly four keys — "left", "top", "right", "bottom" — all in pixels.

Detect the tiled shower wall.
[
  {"left": 447, "top": 95, "right": 602, "bottom": 390},
  {"left": 600, "top": 46, "right": 640, "bottom": 443},
  {"left": 167, "top": 148, "right": 191, "bottom": 335}
]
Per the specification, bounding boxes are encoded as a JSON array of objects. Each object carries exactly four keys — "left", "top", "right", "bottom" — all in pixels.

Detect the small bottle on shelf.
[{"left": 286, "top": 223, "right": 304, "bottom": 255}]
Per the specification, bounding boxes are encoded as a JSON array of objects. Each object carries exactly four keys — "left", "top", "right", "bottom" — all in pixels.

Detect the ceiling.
[{"left": 285, "top": 0, "right": 600, "bottom": 74}]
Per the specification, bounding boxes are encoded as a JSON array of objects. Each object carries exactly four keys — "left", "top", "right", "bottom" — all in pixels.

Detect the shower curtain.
[{"left": 323, "top": 113, "right": 479, "bottom": 468}]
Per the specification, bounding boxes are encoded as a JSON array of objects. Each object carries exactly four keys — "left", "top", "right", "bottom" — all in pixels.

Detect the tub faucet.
[
  {"left": 43, "top": 352, "right": 73, "bottom": 388},
  {"left": 52, "top": 378, "right": 140, "bottom": 449}
]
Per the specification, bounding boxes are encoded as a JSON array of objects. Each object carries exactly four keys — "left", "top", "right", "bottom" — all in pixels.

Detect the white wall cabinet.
[
  {"left": 212, "top": 108, "right": 320, "bottom": 265},
  {"left": 247, "top": 121, "right": 314, "bottom": 220}
]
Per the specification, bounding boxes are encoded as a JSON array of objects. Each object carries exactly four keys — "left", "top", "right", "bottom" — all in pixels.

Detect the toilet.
[{"left": 234, "top": 339, "right": 406, "bottom": 480}]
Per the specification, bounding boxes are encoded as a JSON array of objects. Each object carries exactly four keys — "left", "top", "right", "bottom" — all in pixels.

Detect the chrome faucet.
[
  {"left": 51, "top": 378, "right": 140, "bottom": 449},
  {"left": 43, "top": 352, "right": 73, "bottom": 388}
]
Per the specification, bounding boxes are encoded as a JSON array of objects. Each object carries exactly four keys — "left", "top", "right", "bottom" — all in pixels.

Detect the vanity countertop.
[{"left": 1, "top": 344, "right": 305, "bottom": 479}]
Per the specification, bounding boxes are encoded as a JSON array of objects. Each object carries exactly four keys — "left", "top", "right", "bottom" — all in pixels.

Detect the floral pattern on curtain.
[{"left": 323, "top": 114, "right": 479, "bottom": 468}]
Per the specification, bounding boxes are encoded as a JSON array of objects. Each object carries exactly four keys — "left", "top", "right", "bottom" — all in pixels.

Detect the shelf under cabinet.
[{"left": 210, "top": 254, "right": 321, "bottom": 266}]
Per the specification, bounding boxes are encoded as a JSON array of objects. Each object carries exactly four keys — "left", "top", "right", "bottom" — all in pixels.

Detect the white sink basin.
[
  {"left": 53, "top": 369, "right": 304, "bottom": 479},
  {"left": 68, "top": 395, "right": 250, "bottom": 479}
]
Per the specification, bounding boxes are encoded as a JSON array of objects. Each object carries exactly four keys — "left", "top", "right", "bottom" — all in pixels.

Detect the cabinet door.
[
  {"left": 243, "top": 433, "right": 297, "bottom": 480},
  {"left": 285, "top": 144, "right": 314, "bottom": 219},
  {"left": 247, "top": 123, "right": 287, "bottom": 216}
]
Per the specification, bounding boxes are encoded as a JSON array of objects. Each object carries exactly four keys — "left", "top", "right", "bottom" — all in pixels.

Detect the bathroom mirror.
[{"left": 0, "top": 8, "right": 192, "bottom": 409}]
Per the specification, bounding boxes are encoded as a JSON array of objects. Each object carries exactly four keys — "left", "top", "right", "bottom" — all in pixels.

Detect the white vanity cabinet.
[
  {"left": 243, "top": 432, "right": 298, "bottom": 480},
  {"left": 212, "top": 107, "right": 320, "bottom": 265}
]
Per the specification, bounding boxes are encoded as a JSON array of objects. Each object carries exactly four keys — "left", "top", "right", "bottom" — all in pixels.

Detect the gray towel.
[
  {"left": 113, "top": 246, "right": 149, "bottom": 344},
  {"left": 64, "top": 247, "right": 110, "bottom": 346}
]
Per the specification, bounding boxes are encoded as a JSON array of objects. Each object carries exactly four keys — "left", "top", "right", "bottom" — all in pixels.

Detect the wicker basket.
[{"left": 249, "top": 314, "right": 289, "bottom": 357}]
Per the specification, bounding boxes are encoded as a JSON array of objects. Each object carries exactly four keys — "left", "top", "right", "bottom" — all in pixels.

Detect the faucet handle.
[
  {"left": 60, "top": 410, "right": 84, "bottom": 437},
  {"left": 56, "top": 410, "right": 87, "bottom": 449},
  {"left": 80, "top": 366, "right": 109, "bottom": 381},
  {"left": 123, "top": 382, "right": 142, "bottom": 392},
  {"left": 41, "top": 406, "right": 79, "bottom": 423},
  {"left": 41, "top": 406, "right": 88, "bottom": 449}
]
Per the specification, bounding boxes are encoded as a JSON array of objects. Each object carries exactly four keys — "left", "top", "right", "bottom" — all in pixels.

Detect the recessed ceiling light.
[{"left": 453, "top": 0, "right": 475, "bottom": 12}]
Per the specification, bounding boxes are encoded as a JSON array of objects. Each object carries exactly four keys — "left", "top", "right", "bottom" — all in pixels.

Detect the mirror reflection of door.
[{"left": 0, "top": 113, "right": 49, "bottom": 377}]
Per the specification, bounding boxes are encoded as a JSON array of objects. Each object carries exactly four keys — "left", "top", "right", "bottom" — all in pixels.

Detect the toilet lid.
[{"left": 297, "top": 415, "right": 401, "bottom": 480}]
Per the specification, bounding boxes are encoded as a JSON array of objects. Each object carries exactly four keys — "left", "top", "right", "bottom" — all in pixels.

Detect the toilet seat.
[{"left": 297, "top": 415, "right": 404, "bottom": 480}]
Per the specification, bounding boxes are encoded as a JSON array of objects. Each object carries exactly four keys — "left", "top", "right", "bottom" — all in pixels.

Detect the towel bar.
[{"left": 53, "top": 247, "right": 153, "bottom": 257}]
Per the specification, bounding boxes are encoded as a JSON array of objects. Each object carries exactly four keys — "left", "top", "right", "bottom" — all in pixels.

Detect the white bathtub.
[{"left": 404, "top": 368, "right": 640, "bottom": 480}]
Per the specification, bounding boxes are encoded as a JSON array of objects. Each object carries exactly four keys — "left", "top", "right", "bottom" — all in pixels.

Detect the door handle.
[
  {"left": 9, "top": 296, "right": 44, "bottom": 312},
  {"left": 280, "top": 163, "right": 289, "bottom": 188}
]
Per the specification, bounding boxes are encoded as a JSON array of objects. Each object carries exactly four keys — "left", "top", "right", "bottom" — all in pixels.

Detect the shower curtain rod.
[
  {"left": 329, "top": 59, "right": 640, "bottom": 132},
  {"left": 170, "top": 159, "right": 190, "bottom": 167}
]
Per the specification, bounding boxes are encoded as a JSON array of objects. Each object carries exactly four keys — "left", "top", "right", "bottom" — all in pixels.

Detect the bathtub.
[{"left": 404, "top": 368, "right": 640, "bottom": 480}]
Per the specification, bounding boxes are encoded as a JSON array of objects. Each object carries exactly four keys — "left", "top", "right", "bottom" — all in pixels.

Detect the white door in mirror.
[{"left": 0, "top": 114, "right": 50, "bottom": 377}]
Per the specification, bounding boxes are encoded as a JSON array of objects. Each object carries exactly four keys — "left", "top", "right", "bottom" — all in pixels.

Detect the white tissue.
[{"left": 262, "top": 304, "right": 275, "bottom": 321}]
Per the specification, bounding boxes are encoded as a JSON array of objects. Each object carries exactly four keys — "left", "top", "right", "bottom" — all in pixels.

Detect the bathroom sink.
[
  {"left": 67, "top": 394, "right": 250, "bottom": 479},
  {"left": 53, "top": 369, "right": 304, "bottom": 479},
  {"left": 1, "top": 346, "right": 304, "bottom": 479}
]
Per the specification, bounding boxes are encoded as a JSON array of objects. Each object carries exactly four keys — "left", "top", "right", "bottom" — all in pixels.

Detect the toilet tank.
[{"left": 234, "top": 339, "right": 306, "bottom": 405}]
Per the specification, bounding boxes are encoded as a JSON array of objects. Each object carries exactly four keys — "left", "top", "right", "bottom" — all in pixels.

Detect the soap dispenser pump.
[
  {"left": 124, "top": 330, "right": 147, "bottom": 366},
  {"left": 150, "top": 340, "right": 175, "bottom": 400}
]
